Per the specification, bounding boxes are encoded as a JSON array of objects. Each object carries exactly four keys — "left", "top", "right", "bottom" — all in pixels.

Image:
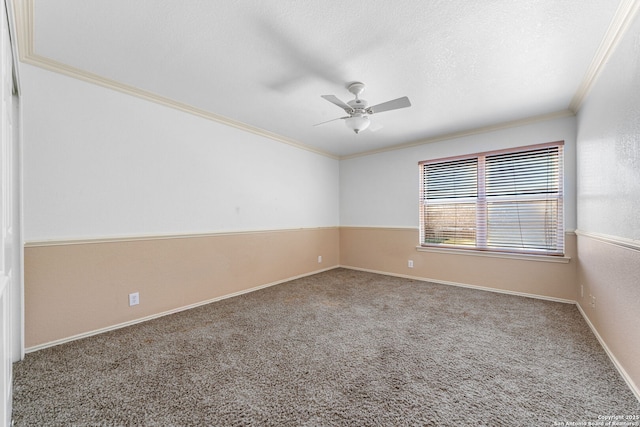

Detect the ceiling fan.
[{"left": 315, "top": 82, "right": 411, "bottom": 133}]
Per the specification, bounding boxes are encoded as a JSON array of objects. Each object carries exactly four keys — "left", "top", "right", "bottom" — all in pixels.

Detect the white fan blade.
[
  {"left": 257, "top": 19, "right": 346, "bottom": 91},
  {"left": 321, "top": 95, "right": 354, "bottom": 113},
  {"left": 313, "top": 116, "right": 350, "bottom": 126},
  {"left": 368, "top": 96, "right": 411, "bottom": 114}
]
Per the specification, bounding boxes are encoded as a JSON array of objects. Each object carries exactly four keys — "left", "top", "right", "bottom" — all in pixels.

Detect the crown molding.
[
  {"left": 12, "top": 0, "right": 33, "bottom": 61},
  {"left": 13, "top": 0, "right": 636, "bottom": 161},
  {"left": 339, "top": 109, "right": 575, "bottom": 160},
  {"left": 24, "top": 53, "right": 340, "bottom": 160},
  {"left": 11, "top": 0, "right": 339, "bottom": 160},
  {"left": 569, "top": 0, "right": 640, "bottom": 113}
]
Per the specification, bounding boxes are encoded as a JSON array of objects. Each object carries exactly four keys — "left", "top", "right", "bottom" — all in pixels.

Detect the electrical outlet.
[
  {"left": 129, "top": 292, "right": 140, "bottom": 306},
  {"left": 318, "top": 255, "right": 322, "bottom": 263},
  {"left": 408, "top": 260, "right": 414, "bottom": 268},
  {"left": 580, "top": 284, "right": 584, "bottom": 298},
  {"left": 591, "top": 295, "right": 596, "bottom": 309}
]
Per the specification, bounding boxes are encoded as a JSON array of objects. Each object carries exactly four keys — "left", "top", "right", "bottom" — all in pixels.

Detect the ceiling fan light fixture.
[
  {"left": 318, "top": 82, "right": 410, "bottom": 134},
  {"left": 345, "top": 115, "right": 370, "bottom": 134}
]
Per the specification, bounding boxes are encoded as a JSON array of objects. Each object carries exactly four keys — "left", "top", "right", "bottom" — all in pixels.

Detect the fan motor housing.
[{"left": 347, "top": 98, "right": 369, "bottom": 110}]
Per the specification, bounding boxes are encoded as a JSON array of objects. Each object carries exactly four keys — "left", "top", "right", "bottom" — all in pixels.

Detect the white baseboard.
[
  {"left": 339, "top": 265, "right": 575, "bottom": 304},
  {"left": 342, "top": 265, "right": 639, "bottom": 402},
  {"left": 25, "top": 264, "right": 640, "bottom": 404},
  {"left": 576, "top": 302, "right": 640, "bottom": 403},
  {"left": 25, "top": 266, "right": 339, "bottom": 354}
]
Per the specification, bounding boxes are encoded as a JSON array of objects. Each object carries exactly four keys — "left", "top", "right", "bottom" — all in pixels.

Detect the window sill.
[{"left": 415, "top": 246, "right": 571, "bottom": 263}]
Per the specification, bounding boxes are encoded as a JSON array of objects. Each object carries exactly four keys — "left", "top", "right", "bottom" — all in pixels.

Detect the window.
[{"left": 419, "top": 142, "right": 564, "bottom": 256}]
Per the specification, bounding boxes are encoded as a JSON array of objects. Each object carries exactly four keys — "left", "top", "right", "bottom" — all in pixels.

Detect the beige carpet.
[{"left": 12, "top": 268, "right": 640, "bottom": 426}]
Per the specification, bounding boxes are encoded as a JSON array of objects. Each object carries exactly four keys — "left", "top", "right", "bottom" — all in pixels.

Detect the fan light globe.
[{"left": 345, "top": 115, "right": 370, "bottom": 134}]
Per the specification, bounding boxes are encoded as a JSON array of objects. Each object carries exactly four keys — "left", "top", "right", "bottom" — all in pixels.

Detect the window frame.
[{"left": 419, "top": 141, "right": 565, "bottom": 257}]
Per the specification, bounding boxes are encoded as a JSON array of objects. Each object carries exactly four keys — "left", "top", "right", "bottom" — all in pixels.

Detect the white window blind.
[{"left": 419, "top": 142, "right": 564, "bottom": 255}]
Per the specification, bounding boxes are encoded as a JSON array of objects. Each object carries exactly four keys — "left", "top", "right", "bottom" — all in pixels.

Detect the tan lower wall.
[
  {"left": 26, "top": 226, "right": 639, "bottom": 398},
  {"left": 576, "top": 233, "right": 640, "bottom": 397},
  {"left": 24, "top": 227, "right": 339, "bottom": 349},
  {"left": 340, "top": 227, "right": 577, "bottom": 301}
]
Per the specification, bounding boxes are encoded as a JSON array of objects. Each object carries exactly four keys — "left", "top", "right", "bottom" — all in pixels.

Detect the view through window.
[{"left": 419, "top": 142, "right": 564, "bottom": 256}]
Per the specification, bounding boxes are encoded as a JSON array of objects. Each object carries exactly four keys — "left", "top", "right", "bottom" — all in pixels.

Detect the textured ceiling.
[{"left": 18, "top": 0, "right": 633, "bottom": 157}]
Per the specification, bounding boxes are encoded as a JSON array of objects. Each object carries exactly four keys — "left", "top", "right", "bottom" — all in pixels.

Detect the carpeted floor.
[{"left": 12, "top": 268, "right": 640, "bottom": 426}]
